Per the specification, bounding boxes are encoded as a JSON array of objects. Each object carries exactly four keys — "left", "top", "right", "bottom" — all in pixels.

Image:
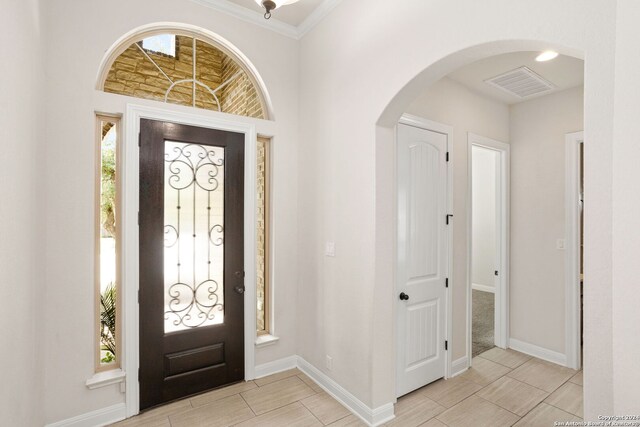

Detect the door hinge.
[
  {"left": 138, "top": 211, "right": 140, "bottom": 226},
  {"left": 446, "top": 152, "right": 450, "bottom": 162},
  {"left": 495, "top": 270, "right": 499, "bottom": 276},
  {"left": 446, "top": 214, "right": 453, "bottom": 225},
  {"left": 445, "top": 340, "right": 448, "bottom": 351},
  {"left": 445, "top": 278, "right": 449, "bottom": 288},
  {"left": 138, "top": 132, "right": 141, "bottom": 147}
]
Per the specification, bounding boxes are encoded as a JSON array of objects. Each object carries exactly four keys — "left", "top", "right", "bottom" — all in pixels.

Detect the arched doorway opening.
[{"left": 374, "top": 39, "right": 585, "bottom": 409}]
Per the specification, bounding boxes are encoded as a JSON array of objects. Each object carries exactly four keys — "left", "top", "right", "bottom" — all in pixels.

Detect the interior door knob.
[
  {"left": 234, "top": 285, "right": 245, "bottom": 294},
  {"left": 399, "top": 292, "right": 409, "bottom": 301}
]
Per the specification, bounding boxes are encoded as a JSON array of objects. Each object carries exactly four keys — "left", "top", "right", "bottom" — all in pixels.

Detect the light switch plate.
[
  {"left": 325, "top": 241, "right": 336, "bottom": 257},
  {"left": 557, "top": 239, "right": 565, "bottom": 250}
]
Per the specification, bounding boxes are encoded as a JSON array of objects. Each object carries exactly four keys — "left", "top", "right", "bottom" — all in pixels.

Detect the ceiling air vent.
[{"left": 485, "top": 66, "right": 555, "bottom": 98}]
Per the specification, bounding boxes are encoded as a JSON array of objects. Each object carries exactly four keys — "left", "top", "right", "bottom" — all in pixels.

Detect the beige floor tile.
[
  {"left": 418, "top": 419, "right": 448, "bottom": 427},
  {"left": 241, "top": 375, "right": 316, "bottom": 415},
  {"left": 190, "top": 380, "right": 257, "bottom": 408},
  {"left": 301, "top": 392, "right": 351, "bottom": 425},
  {"left": 476, "top": 376, "right": 548, "bottom": 416},
  {"left": 569, "top": 370, "right": 583, "bottom": 386},
  {"left": 327, "top": 414, "right": 367, "bottom": 426},
  {"left": 478, "top": 347, "right": 532, "bottom": 369},
  {"left": 234, "top": 402, "right": 322, "bottom": 427},
  {"left": 458, "top": 357, "right": 512, "bottom": 386},
  {"left": 255, "top": 368, "right": 302, "bottom": 386},
  {"left": 298, "top": 373, "right": 324, "bottom": 393},
  {"left": 514, "top": 402, "right": 581, "bottom": 427},
  {"left": 545, "top": 382, "right": 583, "bottom": 417},
  {"left": 436, "top": 395, "right": 520, "bottom": 427},
  {"left": 111, "top": 399, "right": 192, "bottom": 427},
  {"left": 420, "top": 376, "right": 484, "bottom": 408},
  {"left": 507, "top": 359, "right": 576, "bottom": 393},
  {"left": 169, "top": 394, "right": 254, "bottom": 427},
  {"left": 385, "top": 391, "right": 445, "bottom": 427},
  {"left": 110, "top": 415, "right": 171, "bottom": 427}
]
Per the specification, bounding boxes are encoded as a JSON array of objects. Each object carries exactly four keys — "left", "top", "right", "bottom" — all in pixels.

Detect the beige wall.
[
  {"left": 406, "top": 77, "right": 510, "bottom": 362},
  {"left": 612, "top": 0, "right": 640, "bottom": 412},
  {"left": 509, "top": 86, "right": 584, "bottom": 354},
  {"left": 472, "top": 146, "right": 498, "bottom": 289},
  {"left": 0, "top": 0, "right": 44, "bottom": 425}
]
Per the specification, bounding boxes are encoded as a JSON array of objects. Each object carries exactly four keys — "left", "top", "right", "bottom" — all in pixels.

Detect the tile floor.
[{"left": 111, "top": 348, "right": 583, "bottom": 427}]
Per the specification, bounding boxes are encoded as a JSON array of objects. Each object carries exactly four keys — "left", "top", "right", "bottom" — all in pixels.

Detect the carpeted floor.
[{"left": 472, "top": 289, "right": 495, "bottom": 357}]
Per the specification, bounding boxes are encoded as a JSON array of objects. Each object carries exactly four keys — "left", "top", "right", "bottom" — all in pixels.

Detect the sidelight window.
[
  {"left": 95, "top": 115, "right": 121, "bottom": 371},
  {"left": 256, "top": 137, "right": 271, "bottom": 335}
]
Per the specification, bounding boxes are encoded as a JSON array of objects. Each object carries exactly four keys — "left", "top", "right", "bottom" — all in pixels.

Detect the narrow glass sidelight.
[
  {"left": 96, "top": 116, "right": 120, "bottom": 370},
  {"left": 256, "top": 137, "right": 270, "bottom": 334},
  {"left": 163, "top": 141, "right": 225, "bottom": 332}
]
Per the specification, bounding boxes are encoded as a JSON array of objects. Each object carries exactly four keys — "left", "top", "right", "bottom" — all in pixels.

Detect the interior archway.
[
  {"left": 373, "top": 38, "right": 586, "bottom": 404},
  {"left": 377, "top": 40, "right": 583, "bottom": 127}
]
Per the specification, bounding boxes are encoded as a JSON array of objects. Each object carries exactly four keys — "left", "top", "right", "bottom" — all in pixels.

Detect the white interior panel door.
[{"left": 396, "top": 123, "right": 448, "bottom": 397}]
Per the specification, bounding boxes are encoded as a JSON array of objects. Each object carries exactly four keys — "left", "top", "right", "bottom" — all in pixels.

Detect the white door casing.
[
  {"left": 565, "top": 131, "right": 583, "bottom": 370},
  {"left": 123, "top": 104, "right": 262, "bottom": 417},
  {"left": 396, "top": 120, "right": 449, "bottom": 397}
]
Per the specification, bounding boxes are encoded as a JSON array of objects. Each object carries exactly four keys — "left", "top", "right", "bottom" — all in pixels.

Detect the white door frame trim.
[
  {"left": 565, "top": 131, "right": 584, "bottom": 370},
  {"left": 123, "top": 103, "right": 258, "bottom": 417},
  {"left": 396, "top": 113, "right": 454, "bottom": 385},
  {"left": 467, "top": 133, "right": 510, "bottom": 357}
]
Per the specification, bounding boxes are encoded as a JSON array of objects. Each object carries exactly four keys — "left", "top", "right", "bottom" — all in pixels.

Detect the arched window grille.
[{"left": 102, "top": 33, "right": 267, "bottom": 119}]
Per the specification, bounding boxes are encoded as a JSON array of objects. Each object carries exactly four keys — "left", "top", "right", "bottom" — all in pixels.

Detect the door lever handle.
[{"left": 399, "top": 292, "right": 410, "bottom": 301}]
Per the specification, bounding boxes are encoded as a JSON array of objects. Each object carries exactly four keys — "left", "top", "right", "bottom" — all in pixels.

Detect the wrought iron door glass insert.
[{"left": 164, "top": 141, "right": 225, "bottom": 332}]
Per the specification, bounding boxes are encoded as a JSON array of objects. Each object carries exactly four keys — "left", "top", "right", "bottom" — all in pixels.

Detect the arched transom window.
[{"left": 103, "top": 33, "right": 266, "bottom": 119}]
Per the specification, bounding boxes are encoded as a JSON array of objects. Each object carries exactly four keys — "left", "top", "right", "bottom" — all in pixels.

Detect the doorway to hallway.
[{"left": 468, "top": 134, "right": 510, "bottom": 357}]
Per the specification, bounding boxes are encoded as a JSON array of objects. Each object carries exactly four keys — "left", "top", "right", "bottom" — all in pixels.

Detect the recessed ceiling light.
[{"left": 536, "top": 51, "right": 559, "bottom": 62}]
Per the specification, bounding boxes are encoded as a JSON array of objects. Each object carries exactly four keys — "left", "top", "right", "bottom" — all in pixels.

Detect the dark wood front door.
[{"left": 139, "top": 119, "right": 245, "bottom": 410}]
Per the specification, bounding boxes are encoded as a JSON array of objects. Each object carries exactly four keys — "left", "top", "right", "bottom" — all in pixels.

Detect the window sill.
[
  {"left": 86, "top": 368, "right": 126, "bottom": 390},
  {"left": 255, "top": 334, "right": 279, "bottom": 348}
]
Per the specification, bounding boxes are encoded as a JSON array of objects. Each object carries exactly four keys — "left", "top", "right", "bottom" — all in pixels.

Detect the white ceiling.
[
  {"left": 447, "top": 52, "right": 584, "bottom": 105},
  {"left": 227, "top": 0, "right": 325, "bottom": 26}
]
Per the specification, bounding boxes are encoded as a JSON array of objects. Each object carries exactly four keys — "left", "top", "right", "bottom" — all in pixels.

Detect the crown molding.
[
  {"left": 190, "top": 0, "right": 342, "bottom": 40},
  {"left": 297, "top": 0, "right": 342, "bottom": 38}
]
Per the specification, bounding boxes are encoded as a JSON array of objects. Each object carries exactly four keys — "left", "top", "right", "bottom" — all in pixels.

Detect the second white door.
[{"left": 396, "top": 122, "right": 449, "bottom": 397}]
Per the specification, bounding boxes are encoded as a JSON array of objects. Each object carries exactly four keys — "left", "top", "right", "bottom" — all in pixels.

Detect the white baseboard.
[
  {"left": 45, "top": 403, "right": 126, "bottom": 427},
  {"left": 450, "top": 356, "right": 469, "bottom": 377},
  {"left": 472, "top": 283, "right": 495, "bottom": 293},
  {"left": 296, "top": 357, "right": 394, "bottom": 427},
  {"left": 254, "top": 354, "right": 298, "bottom": 379},
  {"left": 49, "top": 355, "right": 395, "bottom": 427},
  {"left": 509, "top": 338, "right": 567, "bottom": 366}
]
